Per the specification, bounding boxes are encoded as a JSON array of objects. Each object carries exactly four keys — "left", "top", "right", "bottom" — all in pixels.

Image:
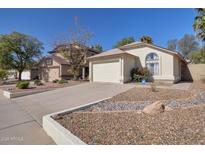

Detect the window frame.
[{"left": 145, "top": 52, "right": 160, "bottom": 76}]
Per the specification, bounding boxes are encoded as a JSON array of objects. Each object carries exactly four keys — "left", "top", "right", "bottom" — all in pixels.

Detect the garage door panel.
[{"left": 92, "top": 60, "right": 121, "bottom": 83}]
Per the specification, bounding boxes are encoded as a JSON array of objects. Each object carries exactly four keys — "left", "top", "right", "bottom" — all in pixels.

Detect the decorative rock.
[
  {"left": 80, "top": 92, "right": 205, "bottom": 113},
  {"left": 142, "top": 101, "right": 165, "bottom": 115},
  {"left": 165, "top": 106, "right": 173, "bottom": 111}
]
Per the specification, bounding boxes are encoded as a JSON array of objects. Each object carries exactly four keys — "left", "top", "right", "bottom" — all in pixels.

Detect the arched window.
[{"left": 146, "top": 53, "right": 159, "bottom": 75}]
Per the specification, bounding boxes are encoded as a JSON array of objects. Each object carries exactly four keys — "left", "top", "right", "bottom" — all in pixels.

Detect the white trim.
[
  {"left": 120, "top": 57, "right": 124, "bottom": 83},
  {"left": 43, "top": 97, "right": 111, "bottom": 145}
]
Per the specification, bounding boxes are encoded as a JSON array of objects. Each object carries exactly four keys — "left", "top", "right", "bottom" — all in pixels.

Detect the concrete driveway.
[
  {"left": 0, "top": 82, "right": 134, "bottom": 144},
  {"left": 13, "top": 82, "right": 134, "bottom": 124}
]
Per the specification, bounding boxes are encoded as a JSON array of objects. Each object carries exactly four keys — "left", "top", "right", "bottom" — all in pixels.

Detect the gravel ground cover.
[
  {"left": 55, "top": 105, "right": 205, "bottom": 144},
  {"left": 81, "top": 100, "right": 152, "bottom": 112},
  {"left": 164, "top": 92, "right": 205, "bottom": 108},
  {"left": 80, "top": 92, "right": 205, "bottom": 112},
  {"left": 109, "top": 87, "right": 192, "bottom": 102}
]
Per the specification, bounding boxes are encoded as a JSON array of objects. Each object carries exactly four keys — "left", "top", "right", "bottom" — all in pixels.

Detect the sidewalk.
[{"left": 0, "top": 90, "right": 54, "bottom": 145}]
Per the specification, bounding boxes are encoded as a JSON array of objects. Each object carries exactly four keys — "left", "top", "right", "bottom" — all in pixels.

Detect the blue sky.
[{"left": 0, "top": 9, "right": 197, "bottom": 55}]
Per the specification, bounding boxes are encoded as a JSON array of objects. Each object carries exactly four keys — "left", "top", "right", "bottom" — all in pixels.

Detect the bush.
[
  {"left": 130, "top": 68, "right": 138, "bottom": 81},
  {"left": 34, "top": 79, "right": 43, "bottom": 86},
  {"left": 16, "top": 81, "right": 30, "bottom": 89},
  {"left": 0, "top": 69, "right": 9, "bottom": 81},
  {"left": 52, "top": 79, "right": 59, "bottom": 83},
  {"left": 58, "top": 79, "right": 68, "bottom": 84},
  {"left": 131, "top": 67, "right": 150, "bottom": 82}
]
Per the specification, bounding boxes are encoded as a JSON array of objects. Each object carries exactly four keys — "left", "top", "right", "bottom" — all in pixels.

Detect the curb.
[{"left": 43, "top": 97, "right": 111, "bottom": 145}]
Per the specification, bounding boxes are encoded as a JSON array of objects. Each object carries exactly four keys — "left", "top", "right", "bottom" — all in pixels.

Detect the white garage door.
[{"left": 92, "top": 60, "right": 121, "bottom": 83}]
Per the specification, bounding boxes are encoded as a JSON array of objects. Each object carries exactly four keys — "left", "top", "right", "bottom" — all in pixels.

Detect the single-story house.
[
  {"left": 88, "top": 42, "right": 187, "bottom": 84},
  {"left": 38, "top": 44, "right": 100, "bottom": 82}
]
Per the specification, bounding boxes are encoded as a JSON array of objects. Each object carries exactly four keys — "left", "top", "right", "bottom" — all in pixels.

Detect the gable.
[
  {"left": 120, "top": 42, "right": 186, "bottom": 64},
  {"left": 125, "top": 46, "right": 173, "bottom": 60},
  {"left": 125, "top": 46, "right": 174, "bottom": 66},
  {"left": 39, "top": 54, "right": 69, "bottom": 67},
  {"left": 39, "top": 57, "right": 60, "bottom": 67}
]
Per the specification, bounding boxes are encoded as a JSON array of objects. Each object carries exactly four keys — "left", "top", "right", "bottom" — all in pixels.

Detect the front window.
[
  {"left": 146, "top": 53, "right": 159, "bottom": 75},
  {"left": 46, "top": 58, "right": 52, "bottom": 65}
]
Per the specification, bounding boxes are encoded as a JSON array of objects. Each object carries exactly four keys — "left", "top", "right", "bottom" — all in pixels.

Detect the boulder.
[{"left": 143, "top": 101, "right": 165, "bottom": 115}]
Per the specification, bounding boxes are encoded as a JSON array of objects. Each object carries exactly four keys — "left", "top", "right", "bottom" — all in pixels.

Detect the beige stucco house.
[
  {"left": 88, "top": 42, "right": 187, "bottom": 84},
  {"left": 38, "top": 44, "right": 100, "bottom": 82}
]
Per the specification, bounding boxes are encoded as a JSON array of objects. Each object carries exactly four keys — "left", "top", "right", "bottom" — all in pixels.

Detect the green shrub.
[
  {"left": 58, "top": 79, "right": 68, "bottom": 84},
  {"left": 131, "top": 67, "right": 150, "bottom": 82},
  {"left": 52, "top": 79, "right": 59, "bottom": 83},
  {"left": 34, "top": 79, "right": 43, "bottom": 86},
  {"left": 130, "top": 68, "right": 138, "bottom": 81},
  {"left": 0, "top": 69, "right": 9, "bottom": 81},
  {"left": 16, "top": 81, "right": 30, "bottom": 89}
]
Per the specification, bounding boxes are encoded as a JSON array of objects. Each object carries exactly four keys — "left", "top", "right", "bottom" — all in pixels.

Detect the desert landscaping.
[{"left": 54, "top": 81, "right": 205, "bottom": 145}]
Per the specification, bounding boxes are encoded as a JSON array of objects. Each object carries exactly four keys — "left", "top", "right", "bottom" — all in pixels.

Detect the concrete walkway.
[{"left": 0, "top": 82, "right": 134, "bottom": 144}]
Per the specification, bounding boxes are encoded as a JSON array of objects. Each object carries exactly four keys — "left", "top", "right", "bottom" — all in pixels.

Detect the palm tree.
[
  {"left": 140, "top": 36, "right": 153, "bottom": 44},
  {"left": 193, "top": 8, "right": 205, "bottom": 42}
]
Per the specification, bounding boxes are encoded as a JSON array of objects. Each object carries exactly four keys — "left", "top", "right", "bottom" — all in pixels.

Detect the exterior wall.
[
  {"left": 182, "top": 64, "right": 205, "bottom": 81},
  {"left": 39, "top": 67, "right": 61, "bottom": 82},
  {"left": 61, "top": 65, "right": 69, "bottom": 76},
  {"left": 48, "top": 67, "right": 61, "bottom": 81},
  {"left": 126, "top": 47, "right": 176, "bottom": 82},
  {"left": 39, "top": 58, "right": 60, "bottom": 67},
  {"left": 38, "top": 59, "right": 61, "bottom": 81},
  {"left": 123, "top": 55, "right": 138, "bottom": 82},
  {"left": 173, "top": 56, "right": 181, "bottom": 82}
]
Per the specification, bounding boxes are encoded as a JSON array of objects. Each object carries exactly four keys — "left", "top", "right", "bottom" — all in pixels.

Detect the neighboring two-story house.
[{"left": 38, "top": 44, "right": 100, "bottom": 82}]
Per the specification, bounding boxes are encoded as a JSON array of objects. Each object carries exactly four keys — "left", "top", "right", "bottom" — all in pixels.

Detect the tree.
[
  {"left": 0, "top": 69, "right": 9, "bottom": 81},
  {"left": 56, "top": 17, "right": 93, "bottom": 79},
  {"left": 113, "top": 37, "right": 135, "bottom": 48},
  {"left": 140, "top": 36, "right": 153, "bottom": 44},
  {"left": 91, "top": 43, "right": 103, "bottom": 52},
  {"left": 167, "top": 39, "right": 178, "bottom": 51},
  {"left": 0, "top": 32, "right": 43, "bottom": 80},
  {"left": 178, "top": 34, "right": 199, "bottom": 57},
  {"left": 188, "top": 48, "right": 205, "bottom": 64},
  {"left": 193, "top": 8, "right": 205, "bottom": 42}
]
